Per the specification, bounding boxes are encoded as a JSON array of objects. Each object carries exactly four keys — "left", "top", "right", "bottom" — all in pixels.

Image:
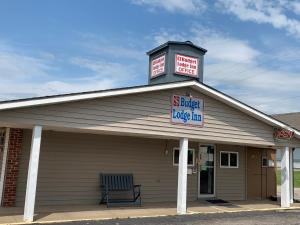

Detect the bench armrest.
[{"left": 134, "top": 184, "right": 141, "bottom": 188}]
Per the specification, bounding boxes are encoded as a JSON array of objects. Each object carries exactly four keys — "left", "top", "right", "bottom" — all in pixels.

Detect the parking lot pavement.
[{"left": 30, "top": 209, "right": 300, "bottom": 225}]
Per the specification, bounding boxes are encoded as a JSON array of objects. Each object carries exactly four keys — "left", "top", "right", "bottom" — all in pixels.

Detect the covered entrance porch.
[{"left": 0, "top": 126, "right": 297, "bottom": 222}]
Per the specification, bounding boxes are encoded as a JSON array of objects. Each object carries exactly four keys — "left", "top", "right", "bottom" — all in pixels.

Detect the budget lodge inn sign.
[{"left": 171, "top": 95, "right": 204, "bottom": 126}]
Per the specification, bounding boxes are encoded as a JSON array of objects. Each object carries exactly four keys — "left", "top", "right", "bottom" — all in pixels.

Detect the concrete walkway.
[{"left": 0, "top": 200, "right": 300, "bottom": 224}]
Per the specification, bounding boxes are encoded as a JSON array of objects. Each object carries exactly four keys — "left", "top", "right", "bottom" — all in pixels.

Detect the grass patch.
[{"left": 277, "top": 169, "right": 300, "bottom": 188}]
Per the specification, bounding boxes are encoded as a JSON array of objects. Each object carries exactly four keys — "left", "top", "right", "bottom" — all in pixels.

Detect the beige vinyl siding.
[
  {"left": 0, "top": 87, "right": 275, "bottom": 147},
  {"left": 215, "top": 145, "right": 246, "bottom": 200},
  {"left": 16, "top": 130, "right": 198, "bottom": 206}
]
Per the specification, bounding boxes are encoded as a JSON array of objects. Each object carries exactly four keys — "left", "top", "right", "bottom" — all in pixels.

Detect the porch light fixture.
[
  {"left": 164, "top": 140, "right": 169, "bottom": 156},
  {"left": 165, "top": 149, "right": 169, "bottom": 156}
]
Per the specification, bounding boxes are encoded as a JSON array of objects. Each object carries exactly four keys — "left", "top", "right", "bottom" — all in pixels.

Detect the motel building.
[{"left": 0, "top": 41, "right": 299, "bottom": 222}]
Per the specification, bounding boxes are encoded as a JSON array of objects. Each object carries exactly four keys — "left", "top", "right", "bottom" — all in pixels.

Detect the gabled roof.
[
  {"left": 0, "top": 80, "right": 299, "bottom": 138},
  {"left": 146, "top": 41, "right": 207, "bottom": 55},
  {"left": 273, "top": 112, "right": 300, "bottom": 131}
]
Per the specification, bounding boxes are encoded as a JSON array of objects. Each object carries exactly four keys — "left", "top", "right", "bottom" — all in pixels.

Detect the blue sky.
[{"left": 1, "top": 0, "right": 300, "bottom": 114}]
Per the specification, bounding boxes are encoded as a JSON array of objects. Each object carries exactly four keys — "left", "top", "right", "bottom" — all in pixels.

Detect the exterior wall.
[
  {"left": 3, "top": 128, "right": 23, "bottom": 207},
  {"left": 15, "top": 130, "right": 251, "bottom": 206},
  {"left": 16, "top": 130, "right": 198, "bottom": 206},
  {"left": 215, "top": 145, "right": 246, "bottom": 200},
  {"left": 0, "top": 87, "right": 275, "bottom": 147}
]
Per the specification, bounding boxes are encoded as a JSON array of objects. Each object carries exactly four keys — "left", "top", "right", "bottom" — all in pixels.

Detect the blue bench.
[{"left": 99, "top": 173, "right": 142, "bottom": 207}]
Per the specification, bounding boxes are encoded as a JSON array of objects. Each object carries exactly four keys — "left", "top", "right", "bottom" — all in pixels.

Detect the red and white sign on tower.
[
  {"left": 151, "top": 54, "right": 166, "bottom": 78},
  {"left": 175, "top": 54, "right": 198, "bottom": 77}
]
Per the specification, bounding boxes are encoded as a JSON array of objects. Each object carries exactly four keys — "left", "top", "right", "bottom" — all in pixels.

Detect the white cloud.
[
  {"left": 0, "top": 79, "right": 116, "bottom": 100},
  {"left": 77, "top": 33, "right": 145, "bottom": 61},
  {"left": 70, "top": 57, "right": 139, "bottom": 81},
  {"left": 217, "top": 0, "right": 300, "bottom": 38},
  {"left": 0, "top": 50, "right": 50, "bottom": 81},
  {"left": 153, "top": 31, "right": 186, "bottom": 46},
  {"left": 131, "top": 0, "right": 207, "bottom": 14},
  {"left": 154, "top": 27, "right": 260, "bottom": 64},
  {"left": 0, "top": 41, "right": 142, "bottom": 101},
  {"left": 191, "top": 28, "right": 260, "bottom": 64},
  {"left": 291, "top": 2, "right": 300, "bottom": 15},
  {"left": 205, "top": 60, "right": 300, "bottom": 113}
]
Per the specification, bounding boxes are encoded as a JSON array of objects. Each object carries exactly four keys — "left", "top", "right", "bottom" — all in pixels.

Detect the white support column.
[
  {"left": 0, "top": 128, "right": 10, "bottom": 205},
  {"left": 281, "top": 146, "right": 290, "bottom": 208},
  {"left": 24, "top": 126, "right": 42, "bottom": 222},
  {"left": 177, "top": 137, "right": 188, "bottom": 214},
  {"left": 289, "top": 148, "right": 294, "bottom": 204}
]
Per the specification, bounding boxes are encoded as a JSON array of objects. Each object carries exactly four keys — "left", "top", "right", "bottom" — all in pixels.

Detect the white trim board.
[
  {"left": 0, "top": 80, "right": 299, "bottom": 138},
  {"left": 0, "top": 128, "right": 10, "bottom": 205}
]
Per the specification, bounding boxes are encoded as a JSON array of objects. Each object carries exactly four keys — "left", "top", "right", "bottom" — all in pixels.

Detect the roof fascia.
[{"left": 0, "top": 81, "right": 195, "bottom": 111}]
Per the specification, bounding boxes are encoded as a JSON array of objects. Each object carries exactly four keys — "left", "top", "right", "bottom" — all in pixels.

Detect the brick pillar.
[{"left": 2, "top": 128, "right": 23, "bottom": 207}]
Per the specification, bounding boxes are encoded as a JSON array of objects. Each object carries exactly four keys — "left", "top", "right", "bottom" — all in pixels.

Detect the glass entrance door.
[{"left": 198, "top": 145, "right": 215, "bottom": 197}]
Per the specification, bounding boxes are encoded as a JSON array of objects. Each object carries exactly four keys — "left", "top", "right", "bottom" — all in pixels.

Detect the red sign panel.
[
  {"left": 151, "top": 54, "right": 165, "bottom": 78},
  {"left": 175, "top": 54, "right": 198, "bottom": 77},
  {"left": 274, "top": 128, "right": 295, "bottom": 140}
]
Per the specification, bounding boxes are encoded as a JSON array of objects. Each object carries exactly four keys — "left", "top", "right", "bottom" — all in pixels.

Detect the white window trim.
[
  {"left": 220, "top": 151, "right": 239, "bottom": 168},
  {"left": 173, "top": 148, "right": 195, "bottom": 167}
]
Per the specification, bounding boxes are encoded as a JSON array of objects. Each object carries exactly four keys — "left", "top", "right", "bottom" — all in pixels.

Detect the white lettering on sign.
[
  {"left": 175, "top": 54, "right": 198, "bottom": 77},
  {"left": 171, "top": 95, "right": 204, "bottom": 126},
  {"left": 151, "top": 54, "right": 166, "bottom": 78}
]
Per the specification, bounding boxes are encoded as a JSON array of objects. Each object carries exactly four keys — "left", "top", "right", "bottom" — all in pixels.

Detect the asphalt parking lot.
[{"left": 33, "top": 209, "right": 300, "bottom": 225}]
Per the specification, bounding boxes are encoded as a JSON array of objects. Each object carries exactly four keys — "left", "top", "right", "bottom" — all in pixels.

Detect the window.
[
  {"left": 173, "top": 148, "right": 195, "bottom": 166},
  {"left": 262, "top": 156, "right": 268, "bottom": 167},
  {"left": 220, "top": 151, "right": 238, "bottom": 168}
]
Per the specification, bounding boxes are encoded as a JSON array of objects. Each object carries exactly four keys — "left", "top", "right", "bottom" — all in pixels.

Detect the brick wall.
[{"left": 2, "top": 128, "right": 23, "bottom": 207}]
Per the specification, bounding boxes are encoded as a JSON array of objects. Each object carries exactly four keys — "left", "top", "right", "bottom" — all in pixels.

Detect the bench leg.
[{"left": 134, "top": 189, "right": 142, "bottom": 207}]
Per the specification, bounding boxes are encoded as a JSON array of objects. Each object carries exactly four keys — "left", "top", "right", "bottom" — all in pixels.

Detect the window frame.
[
  {"left": 220, "top": 151, "right": 239, "bottom": 168},
  {"left": 173, "top": 148, "right": 195, "bottom": 167}
]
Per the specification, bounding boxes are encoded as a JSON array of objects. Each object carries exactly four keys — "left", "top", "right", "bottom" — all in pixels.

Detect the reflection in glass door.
[{"left": 198, "top": 145, "right": 215, "bottom": 197}]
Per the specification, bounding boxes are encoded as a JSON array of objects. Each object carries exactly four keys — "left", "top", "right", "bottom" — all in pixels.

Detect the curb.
[{"left": 1, "top": 206, "right": 300, "bottom": 225}]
